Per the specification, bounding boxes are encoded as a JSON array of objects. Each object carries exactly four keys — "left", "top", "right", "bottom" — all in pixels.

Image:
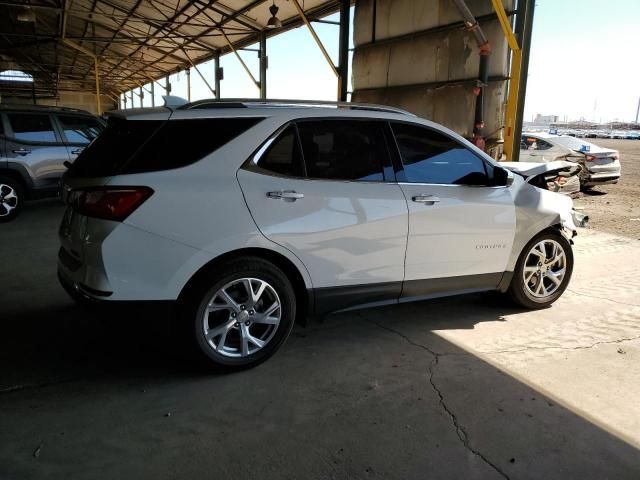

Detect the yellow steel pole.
[
  {"left": 503, "top": 49, "right": 522, "bottom": 160},
  {"left": 94, "top": 58, "right": 102, "bottom": 115},
  {"left": 491, "top": 0, "right": 521, "bottom": 161}
]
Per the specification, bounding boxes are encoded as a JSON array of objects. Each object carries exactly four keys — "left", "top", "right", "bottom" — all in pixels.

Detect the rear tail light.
[{"left": 74, "top": 186, "right": 153, "bottom": 221}]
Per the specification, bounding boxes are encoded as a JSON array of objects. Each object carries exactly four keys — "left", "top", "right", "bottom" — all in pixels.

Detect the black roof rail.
[
  {"left": 178, "top": 98, "right": 414, "bottom": 116},
  {"left": 0, "top": 103, "right": 92, "bottom": 115}
]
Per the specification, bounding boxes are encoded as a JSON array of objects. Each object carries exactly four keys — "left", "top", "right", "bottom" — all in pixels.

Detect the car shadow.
[{"left": 582, "top": 188, "right": 608, "bottom": 196}]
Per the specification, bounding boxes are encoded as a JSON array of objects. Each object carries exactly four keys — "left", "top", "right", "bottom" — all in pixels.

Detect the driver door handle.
[
  {"left": 267, "top": 190, "right": 304, "bottom": 201},
  {"left": 412, "top": 195, "right": 440, "bottom": 204},
  {"left": 12, "top": 148, "right": 31, "bottom": 156}
]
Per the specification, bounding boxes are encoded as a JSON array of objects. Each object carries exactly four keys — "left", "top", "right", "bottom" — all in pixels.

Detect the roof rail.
[
  {"left": 179, "top": 98, "right": 414, "bottom": 116},
  {"left": 0, "top": 104, "right": 90, "bottom": 114}
]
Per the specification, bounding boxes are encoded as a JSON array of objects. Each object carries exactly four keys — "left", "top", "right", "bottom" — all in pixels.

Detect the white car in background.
[{"left": 520, "top": 133, "right": 621, "bottom": 190}]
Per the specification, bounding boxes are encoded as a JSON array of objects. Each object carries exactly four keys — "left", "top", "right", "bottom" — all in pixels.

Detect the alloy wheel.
[
  {"left": 522, "top": 239, "right": 567, "bottom": 299},
  {"left": 202, "top": 277, "right": 282, "bottom": 357},
  {"left": 0, "top": 184, "right": 18, "bottom": 217}
]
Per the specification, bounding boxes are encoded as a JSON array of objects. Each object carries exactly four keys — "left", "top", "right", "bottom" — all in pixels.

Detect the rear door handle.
[
  {"left": 12, "top": 148, "right": 31, "bottom": 156},
  {"left": 71, "top": 148, "right": 84, "bottom": 155},
  {"left": 267, "top": 190, "right": 304, "bottom": 201},
  {"left": 412, "top": 195, "right": 440, "bottom": 204}
]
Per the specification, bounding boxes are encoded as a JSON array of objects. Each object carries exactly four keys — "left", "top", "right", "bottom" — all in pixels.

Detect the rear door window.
[
  {"left": 7, "top": 113, "right": 57, "bottom": 143},
  {"left": 57, "top": 115, "right": 103, "bottom": 144},
  {"left": 257, "top": 125, "right": 305, "bottom": 177},
  {"left": 68, "top": 116, "right": 263, "bottom": 178},
  {"left": 296, "top": 120, "right": 386, "bottom": 182}
]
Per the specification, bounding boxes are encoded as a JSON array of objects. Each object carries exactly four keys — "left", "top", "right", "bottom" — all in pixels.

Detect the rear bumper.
[
  {"left": 58, "top": 268, "right": 176, "bottom": 315},
  {"left": 583, "top": 173, "right": 620, "bottom": 187}
]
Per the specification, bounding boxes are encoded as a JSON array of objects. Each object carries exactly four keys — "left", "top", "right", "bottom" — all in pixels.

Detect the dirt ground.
[{"left": 572, "top": 138, "right": 640, "bottom": 239}]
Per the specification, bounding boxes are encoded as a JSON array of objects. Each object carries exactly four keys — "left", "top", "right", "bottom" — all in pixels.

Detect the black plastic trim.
[
  {"left": 311, "top": 273, "right": 505, "bottom": 315},
  {"left": 497, "top": 271, "right": 514, "bottom": 293},
  {"left": 401, "top": 273, "right": 503, "bottom": 299},
  {"left": 314, "top": 281, "right": 402, "bottom": 315}
]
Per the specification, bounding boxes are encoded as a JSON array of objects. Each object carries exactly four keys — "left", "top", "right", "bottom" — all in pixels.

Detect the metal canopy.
[{"left": 0, "top": 0, "right": 342, "bottom": 99}]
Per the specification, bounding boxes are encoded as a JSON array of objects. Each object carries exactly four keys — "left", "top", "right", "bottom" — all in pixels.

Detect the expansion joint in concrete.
[{"left": 481, "top": 335, "right": 640, "bottom": 356}]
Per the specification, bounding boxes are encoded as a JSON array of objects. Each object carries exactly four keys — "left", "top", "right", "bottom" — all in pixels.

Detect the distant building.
[{"left": 534, "top": 114, "right": 559, "bottom": 125}]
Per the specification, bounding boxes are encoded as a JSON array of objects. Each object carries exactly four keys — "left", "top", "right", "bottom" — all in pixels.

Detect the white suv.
[{"left": 58, "top": 100, "right": 577, "bottom": 370}]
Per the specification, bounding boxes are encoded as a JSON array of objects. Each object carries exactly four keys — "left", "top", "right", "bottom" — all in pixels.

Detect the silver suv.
[
  {"left": 0, "top": 105, "right": 104, "bottom": 221},
  {"left": 59, "top": 99, "right": 577, "bottom": 370}
]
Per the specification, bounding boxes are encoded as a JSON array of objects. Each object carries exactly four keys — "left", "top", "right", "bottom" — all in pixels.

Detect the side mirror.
[{"left": 492, "top": 167, "right": 514, "bottom": 187}]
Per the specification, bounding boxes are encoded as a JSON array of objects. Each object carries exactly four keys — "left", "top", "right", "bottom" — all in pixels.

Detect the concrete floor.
[{"left": 1, "top": 199, "right": 639, "bottom": 480}]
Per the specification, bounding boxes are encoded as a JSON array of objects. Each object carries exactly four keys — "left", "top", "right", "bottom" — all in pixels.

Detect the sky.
[
  {"left": 123, "top": 1, "right": 639, "bottom": 123},
  {"left": 524, "top": 0, "right": 640, "bottom": 123}
]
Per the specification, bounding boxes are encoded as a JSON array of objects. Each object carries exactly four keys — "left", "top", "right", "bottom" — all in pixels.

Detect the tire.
[
  {"left": 180, "top": 257, "right": 296, "bottom": 371},
  {"left": 508, "top": 230, "right": 574, "bottom": 309},
  {"left": 0, "top": 175, "right": 24, "bottom": 222}
]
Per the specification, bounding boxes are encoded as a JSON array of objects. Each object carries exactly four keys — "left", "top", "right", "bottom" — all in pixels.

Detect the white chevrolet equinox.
[{"left": 58, "top": 100, "right": 577, "bottom": 369}]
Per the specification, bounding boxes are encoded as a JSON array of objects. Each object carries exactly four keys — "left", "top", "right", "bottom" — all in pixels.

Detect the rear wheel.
[
  {"left": 0, "top": 176, "right": 24, "bottom": 222},
  {"left": 508, "top": 231, "right": 573, "bottom": 309},
  {"left": 181, "top": 257, "right": 296, "bottom": 371}
]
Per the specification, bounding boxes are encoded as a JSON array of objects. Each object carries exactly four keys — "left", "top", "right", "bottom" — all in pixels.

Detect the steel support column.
[
  {"left": 337, "top": 0, "right": 350, "bottom": 101},
  {"left": 186, "top": 68, "right": 191, "bottom": 101},
  {"left": 214, "top": 51, "right": 221, "bottom": 99},
  {"left": 292, "top": 0, "right": 339, "bottom": 78},
  {"left": 94, "top": 59, "right": 102, "bottom": 114},
  {"left": 151, "top": 81, "right": 155, "bottom": 107},
  {"left": 259, "top": 31, "right": 267, "bottom": 99},
  {"left": 512, "top": 0, "right": 536, "bottom": 162}
]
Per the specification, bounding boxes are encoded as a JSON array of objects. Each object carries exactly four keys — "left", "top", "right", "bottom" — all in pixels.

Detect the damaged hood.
[{"left": 501, "top": 161, "right": 581, "bottom": 181}]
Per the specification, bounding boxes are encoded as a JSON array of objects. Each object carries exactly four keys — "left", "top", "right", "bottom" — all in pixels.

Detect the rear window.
[{"left": 68, "top": 116, "right": 263, "bottom": 178}]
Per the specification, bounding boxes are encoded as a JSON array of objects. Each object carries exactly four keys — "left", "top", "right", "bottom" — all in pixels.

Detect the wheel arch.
[
  {"left": 177, "top": 247, "right": 313, "bottom": 324},
  {"left": 0, "top": 167, "right": 29, "bottom": 191},
  {"left": 499, "top": 223, "right": 569, "bottom": 293}
]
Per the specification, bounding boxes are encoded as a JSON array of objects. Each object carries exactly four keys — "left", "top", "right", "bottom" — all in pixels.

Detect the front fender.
[{"left": 506, "top": 181, "right": 576, "bottom": 272}]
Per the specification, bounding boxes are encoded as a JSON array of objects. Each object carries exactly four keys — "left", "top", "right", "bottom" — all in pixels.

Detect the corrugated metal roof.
[{"left": 0, "top": 0, "right": 341, "bottom": 98}]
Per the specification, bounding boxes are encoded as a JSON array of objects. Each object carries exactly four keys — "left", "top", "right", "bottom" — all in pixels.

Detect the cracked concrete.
[
  {"left": 362, "top": 316, "right": 510, "bottom": 480},
  {"left": 2, "top": 201, "right": 640, "bottom": 479}
]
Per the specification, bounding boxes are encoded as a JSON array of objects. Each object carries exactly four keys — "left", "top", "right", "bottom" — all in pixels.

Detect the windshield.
[{"left": 553, "top": 136, "right": 598, "bottom": 151}]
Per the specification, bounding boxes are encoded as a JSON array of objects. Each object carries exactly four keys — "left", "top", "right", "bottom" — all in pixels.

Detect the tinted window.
[
  {"left": 391, "top": 123, "right": 488, "bottom": 185},
  {"left": 258, "top": 126, "right": 305, "bottom": 177},
  {"left": 58, "top": 115, "right": 103, "bottom": 144},
  {"left": 7, "top": 113, "right": 57, "bottom": 143},
  {"left": 297, "top": 121, "right": 385, "bottom": 182},
  {"left": 68, "top": 118, "right": 161, "bottom": 178},
  {"left": 68, "top": 117, "right": 263, "bottom": 178},
  {"left": 122, "top": 117, "right": 263, "bottom": 174}
]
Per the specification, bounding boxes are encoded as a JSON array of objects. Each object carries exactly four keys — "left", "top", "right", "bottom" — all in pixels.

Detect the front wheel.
[
  {"left": 508, "top": 231, "right": 574, "bottom": 309},
  {"left": 181, "top": 257, "right": 296, "bottom": 371}
]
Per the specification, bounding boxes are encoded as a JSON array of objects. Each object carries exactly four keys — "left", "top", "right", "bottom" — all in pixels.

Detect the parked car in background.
[
  {"left": 58, "top": 99, "right": 578, "bottom": 370},
  {"left": 625, "top": 131, "right": 640, "bottom": 140},
  {"left": 520, "top": 132, "right": 621, "bottom": 190},
  {"left": 0, "top": 105, "right": 104, "bottom": 222}
]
